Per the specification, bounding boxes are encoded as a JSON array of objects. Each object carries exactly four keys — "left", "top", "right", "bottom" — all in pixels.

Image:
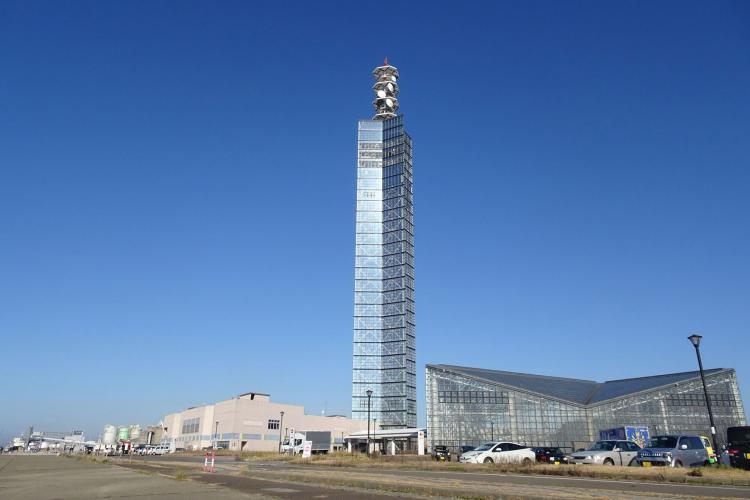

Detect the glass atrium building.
[
  {"left": 427, "top": 364, "right": 746, "bottom": 452},
  {"left": 352, "top": 61, "right": 416, "bottom": 429}
]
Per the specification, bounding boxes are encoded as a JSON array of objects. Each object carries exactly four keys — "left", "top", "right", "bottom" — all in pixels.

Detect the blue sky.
[{"left": 1, "top": 0, "right": 748, "bottom": 442}]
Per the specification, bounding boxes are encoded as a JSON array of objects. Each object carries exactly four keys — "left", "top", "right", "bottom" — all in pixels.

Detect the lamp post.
[
  {"left": 278, "top": 411, "right": 285, "bottom": 453},
  {"left": 688, "top": 334, "right": 720, "bottom": 456},
  {"left": 366, "top": 389, "right": 372, "bottom": 457},
  {"left": 214, "top": 421, "right": 219, "bottom": 450}
]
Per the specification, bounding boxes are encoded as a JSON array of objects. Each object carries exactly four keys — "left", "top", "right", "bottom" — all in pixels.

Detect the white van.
[{"left": 151, "top": 444, "right": 170, "bottom": 455}]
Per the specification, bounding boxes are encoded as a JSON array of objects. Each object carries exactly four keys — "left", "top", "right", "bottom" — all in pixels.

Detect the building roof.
[
  {"left": 428, "top": 364, "right": 729, "bottom": 406},
  {"left": 346, "top": 428, "right": 425, "bottom": 440}
]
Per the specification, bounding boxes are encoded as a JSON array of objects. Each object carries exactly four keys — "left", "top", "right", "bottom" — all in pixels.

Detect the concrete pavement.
[
  {"left": 0, "top": 454, "right": 258, "bottom": 500},
  {"left": 255, "top": 461, "right": 750, "bottom": 499}
]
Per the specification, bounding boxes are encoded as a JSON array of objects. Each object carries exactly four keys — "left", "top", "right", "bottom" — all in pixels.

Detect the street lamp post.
[
  {"left": 278, "top": 411, "right": 285, "bottom": 453},
  {"left": 688, "top": 334, "right": 720, "bottom": 456},
  {"left": 214, "top": 421, "right": 219, "bottom": 450},
  {"left": 366, "top": 389, "right": 373, "bottom": 457}
]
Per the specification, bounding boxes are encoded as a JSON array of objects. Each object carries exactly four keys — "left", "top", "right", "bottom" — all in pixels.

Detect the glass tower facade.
[
  {"left": 352, "top": 62, "right": 416, "bottom": 429},
  {"left": 427, "top": 364, "right": 746, "bottom": 453}
]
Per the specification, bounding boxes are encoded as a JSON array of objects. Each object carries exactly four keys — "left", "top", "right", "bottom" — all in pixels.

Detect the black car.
[
  {"left": 432, "top": 445, "right": 451, "bottom": 461},
  {"left": 459, "top": 445, "right": 475, "bottom": 454},
  {"left": 532, "top": 447, "right": 567, "bottom": 464},
  {"left": 727, "top": 426, "right": 750, "bottom": 470}
]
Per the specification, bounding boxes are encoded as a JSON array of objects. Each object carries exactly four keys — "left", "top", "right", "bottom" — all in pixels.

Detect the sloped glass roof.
[{"left": 429, "top": 364, "right": 726, "bottom": 406}]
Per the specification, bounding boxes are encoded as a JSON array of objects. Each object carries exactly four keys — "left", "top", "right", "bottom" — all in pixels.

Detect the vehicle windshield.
[
  {"left": 728, "top": 427, "right": 750, "bottom": 444},
  {"left": 648, "top": 436, "right": 678, "bottom": 449},
  {"left": 473, "top": 443, "right": 495, "bottom": 452},
  {"left": 587, "top": 441, "right": 616, "bottom": 451}
]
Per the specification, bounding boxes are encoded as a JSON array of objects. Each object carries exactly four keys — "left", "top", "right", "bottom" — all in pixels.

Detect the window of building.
[
  {"left": 181, "top": 418, "right": 200, "bottom": 435},
  {"left": 667, "top": 393, "right": 736, "bottom": 407},
  {"left": 267, "top": 419, "right": 280, "bottom": 430},
  {"left": 437, "top": 390, "right": 509, "bottom": 405}
]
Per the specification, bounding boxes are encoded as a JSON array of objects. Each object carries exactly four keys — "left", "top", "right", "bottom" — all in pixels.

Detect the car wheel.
[
  {"left": 522, "top": 457, "right": 532, "bottom": 466},
  {"left": 628, "top": 458, "right": 637, "bottom": 467},
  {"left": 483, "top": 457, "right": 494, "bottom": 464},
  {"left": 673, "top": 459, "right": 683, "bottom": 468},
  {"left": 603, "top": 458, "right": 614, "bottom": 466}
]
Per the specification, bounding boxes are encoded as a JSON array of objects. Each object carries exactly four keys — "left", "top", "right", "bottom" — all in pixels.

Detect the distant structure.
[
  {"left": 162, "top": 391, "right": 366, "bottom": 452},
  {"left": 426, "top": 364, "right": 747, "bottom": 452},
  {"left": 352, "top": 60, "right": 416, "bottom": 432}
]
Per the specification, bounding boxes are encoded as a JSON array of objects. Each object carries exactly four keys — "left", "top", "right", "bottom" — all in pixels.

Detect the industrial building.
[
  {"left": 99, "top": 424, "right": 165, "bottom": 450},
  {"left": 9, "top": 428, "right": 91, "bottom": 452},
  {"left": 163, "top": 391, "right": 367, "bottom": 452},
  {"left": 426, "top": 364, "right": 746, "bottom": 453}
]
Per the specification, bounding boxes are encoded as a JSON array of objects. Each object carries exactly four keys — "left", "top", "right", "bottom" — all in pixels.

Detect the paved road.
[
  {"left": 117, "top": 459, "right": 406, "bottom": 499},
  {"left": 0, "top": 455, "right": 401, "bottom": 499},
  {"left": 256, "top": 462, "right": 750, "bottom": 499},
  {"left": 0, "top": 454, "right": 258, "bottom": 500},
  {"left": 120, "top": 455, "right": 750, "bottom": 498},
  {"left": 13, "top": 454, "right": 748, "bottom": 499}
]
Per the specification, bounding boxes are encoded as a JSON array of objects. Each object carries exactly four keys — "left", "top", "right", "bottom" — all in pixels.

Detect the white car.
[
  {"left": 459, "top": 442, "right": 536, "bottom": 464},
  {"left": 151, "top": 445, "right": 170, "bottom": 455}
]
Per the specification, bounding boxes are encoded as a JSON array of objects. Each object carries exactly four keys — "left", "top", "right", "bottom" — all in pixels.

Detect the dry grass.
[
  {"left": 240, "top": 451, "right": 750, "bottom": 486},
  {"left": 173, "top": 471, "right": 189, "bottom": 481}
]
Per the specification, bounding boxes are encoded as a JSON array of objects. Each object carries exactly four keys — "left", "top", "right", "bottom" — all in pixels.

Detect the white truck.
[{"left": 281, "top": 431, "right": 333, "bottom": 455}]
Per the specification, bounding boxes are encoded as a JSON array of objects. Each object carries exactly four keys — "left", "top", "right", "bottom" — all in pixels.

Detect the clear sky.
[{"left": 1, "top": 0, "right": 748, "bottom": 442}]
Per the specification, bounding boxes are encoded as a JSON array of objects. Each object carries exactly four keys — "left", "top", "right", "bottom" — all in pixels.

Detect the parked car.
[
  {"left": 568, "top": 440, "right": 640, "bottom": 466},
  {"left": 459, "top": 445, "right": 475, "bottom": 454},
  {"left": 432, "top": 445, "right": 451, "bottom": 462},
  {"left": 636, "top": 435, "right": 708, "bottom": 467},
  {"left": 532, "top": 447, "right": 568, "bottom": 464},
  {"left": 459, "top": 442, "right": 535, "bottom": 464},
  {"left": 700, "top": 436, "right": 717, "bottom": 464},
  {"left": 151, "top": 444, "right": 170, "bottom": 455},
  {"left": 727, "top": 426, "right": 750, "bottom": 470}
]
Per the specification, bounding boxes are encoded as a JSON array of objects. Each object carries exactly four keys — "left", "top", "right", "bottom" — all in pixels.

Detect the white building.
[{"left": 163, "top": 391, "right": 367, "bottom": 452}]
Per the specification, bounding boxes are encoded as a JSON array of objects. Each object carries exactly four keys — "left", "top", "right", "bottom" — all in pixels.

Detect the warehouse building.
[
  {"left": 426, "top": 364, "right": 746, "bottom": 453},
  {"left": 163, "top": 391, "right": 367, "bottom": 452}
]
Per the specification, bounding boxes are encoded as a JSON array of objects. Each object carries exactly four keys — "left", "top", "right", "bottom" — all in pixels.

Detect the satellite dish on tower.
[
  {"left": 387, "top": 83, "right": 394, "bottom": 91},
  {"left": 385, "top": 98, "right": 394, "bottom": 107},
  {"left": 377, "top": 90, "right": 386, "bottom": 98}
]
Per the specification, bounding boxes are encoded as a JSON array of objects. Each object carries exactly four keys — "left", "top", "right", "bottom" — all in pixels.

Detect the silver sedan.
[{"left": 568, "top": 440, "right": 641, "bottom": 466}]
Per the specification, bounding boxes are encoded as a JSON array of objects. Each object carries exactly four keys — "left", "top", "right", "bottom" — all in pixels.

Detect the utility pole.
[{"left": 688, "top": 334, "right": 720, "bottom": 456}]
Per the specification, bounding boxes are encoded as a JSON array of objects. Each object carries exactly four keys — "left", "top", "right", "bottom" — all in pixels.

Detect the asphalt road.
[
  {"left": 258, "top": 461, "right": 750, "bottom": 499},
  {"left": 0, "top": 454, "right": 257, "bottom": 500},
  {"left": 6, "top": 454, "right": 750, "bottom": 499},
  {"left": 121, "top": 455, "right": 750, "bottom": 498},
  {"left": 0, "top": 455, "right": 401, "bottom": 499}
]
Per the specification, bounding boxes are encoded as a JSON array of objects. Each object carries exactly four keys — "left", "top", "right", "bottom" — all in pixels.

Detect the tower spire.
[{"left": 371, "top": 61, "right": 399, "bottom": 120}]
